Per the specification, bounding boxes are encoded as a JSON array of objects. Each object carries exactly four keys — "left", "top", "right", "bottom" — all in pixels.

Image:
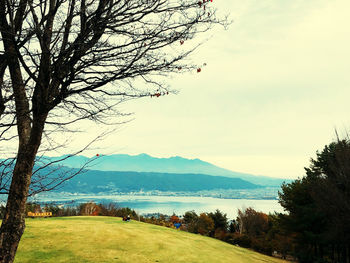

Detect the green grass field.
[{"left": 14, "top": 216, "right": 288, "bottom": 263}]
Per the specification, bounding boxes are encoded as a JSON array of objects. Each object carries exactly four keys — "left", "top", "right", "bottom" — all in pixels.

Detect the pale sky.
[{"left": 47, "top": 0, "right": 350, "bottom": 179}]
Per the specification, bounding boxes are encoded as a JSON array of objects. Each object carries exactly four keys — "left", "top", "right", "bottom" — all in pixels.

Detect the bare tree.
[{"left": 0, "top": 0, "right": 227, "bottom": 261}]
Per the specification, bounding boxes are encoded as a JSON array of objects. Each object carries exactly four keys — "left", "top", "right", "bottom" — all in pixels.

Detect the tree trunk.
[
  {"left": 0, "top": 116, "right": 46, "bottom": 263},
  {"left": 0, "top": 156, "right": 33, "bottom": 262}
]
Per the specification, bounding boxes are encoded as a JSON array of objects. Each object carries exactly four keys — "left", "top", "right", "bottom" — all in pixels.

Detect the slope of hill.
[
  {"left": 50, "top": 169, "right": 260, "bottom": 193},
  {"left": 46, "top": 153, "right": 288, "bottom": 186},
  {"left": 15, "top": 216, "right": 288, "bottom": 263}
]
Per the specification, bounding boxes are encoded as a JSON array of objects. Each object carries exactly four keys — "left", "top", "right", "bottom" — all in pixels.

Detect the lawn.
[{"left": 14, "top": 216, "right": 288, "bottom": 263}]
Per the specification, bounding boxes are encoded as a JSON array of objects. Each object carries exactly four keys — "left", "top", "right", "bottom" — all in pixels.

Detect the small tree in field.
[
  {"left": 170, "top": 214, "right": 180, "bottom": 223},
  {"left": 78, "top": 202, "right": 100, "bottom": 216},
  {"left": 237, "top": 207, "right": 269, "bottom": 237},
  {"left": 208, "top": 209, "right": 228, "bottom": 232},
  {"left": 197, "top": 213, "right": 214, "bottom": 236},
  {"left": 0, "top": 0, "right": 227, "bottom": 261}
]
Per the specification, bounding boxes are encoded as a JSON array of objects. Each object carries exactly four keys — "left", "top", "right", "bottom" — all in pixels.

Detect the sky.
[{"left": 50, "top": 0, "right": 350, "bottom": 179}]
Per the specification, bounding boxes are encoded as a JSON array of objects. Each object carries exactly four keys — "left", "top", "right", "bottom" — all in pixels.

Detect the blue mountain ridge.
[
  {"left": 51, "top": 169, "right": 261, "bottom": 193},
  {"left": 43, "top": 153, "right": 289, "bottom": 186}
]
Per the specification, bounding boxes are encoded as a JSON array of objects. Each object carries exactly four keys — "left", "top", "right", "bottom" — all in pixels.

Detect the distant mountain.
[
  {"left": 44, "top": 154, "right": 289, "bottom": 186},
  {"left": 54, "top": 170, "right": 261, "bottom": 193}
]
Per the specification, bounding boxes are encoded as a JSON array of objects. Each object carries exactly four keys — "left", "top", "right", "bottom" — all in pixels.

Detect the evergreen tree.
[{"left": 278, "top": 138, "right": 350, "bottom": 262}]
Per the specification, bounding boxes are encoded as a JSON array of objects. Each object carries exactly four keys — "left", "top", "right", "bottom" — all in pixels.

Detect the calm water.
[{"left": 34, "top": 194, "right": 285, "bottom": 219}]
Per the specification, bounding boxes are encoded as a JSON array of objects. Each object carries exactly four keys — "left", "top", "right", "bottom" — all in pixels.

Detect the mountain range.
[
  {"left": 54, "top": 170, "right": 260, "bottom": 193},
  {"left": 44, "top": 153, "right": 289, "bottom": 186}
]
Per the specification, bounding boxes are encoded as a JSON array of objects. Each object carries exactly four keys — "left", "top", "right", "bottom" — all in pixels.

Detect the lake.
[{"left": 32, "top": 194, "right": 285, "bottom": 219}]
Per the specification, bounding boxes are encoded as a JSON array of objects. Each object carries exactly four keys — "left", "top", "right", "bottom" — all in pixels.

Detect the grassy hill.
[{"left": 14, "top": 216, "right": 288, "bottom": 263}]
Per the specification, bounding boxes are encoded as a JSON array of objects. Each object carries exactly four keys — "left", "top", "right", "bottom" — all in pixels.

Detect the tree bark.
[
  {"left": 0, "top": 159, "right": 32, "bottom": 262},
  {"left": 0, "top": 116, "right": 47, "bottom": 263}
]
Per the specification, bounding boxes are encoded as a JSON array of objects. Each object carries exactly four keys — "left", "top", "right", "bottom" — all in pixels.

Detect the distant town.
[{"left": 28, "top": 187, "right": 280, "bottom": 204}]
